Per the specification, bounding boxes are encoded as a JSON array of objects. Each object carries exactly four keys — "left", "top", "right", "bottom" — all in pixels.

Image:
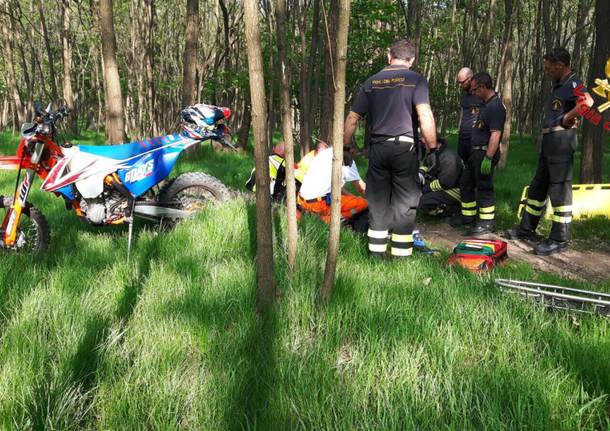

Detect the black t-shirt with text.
[
  {"left": 351, "top": 65, "right": 430, "bottom": 143},
  {"left": 459, "top": 91, "right": 482, "bottom": 137},
  {"left": 543, "top": 72, "right": 587, "bottom": 128},
  {"left": 471, "top": 94, "right": 506, "bottom": 148}
]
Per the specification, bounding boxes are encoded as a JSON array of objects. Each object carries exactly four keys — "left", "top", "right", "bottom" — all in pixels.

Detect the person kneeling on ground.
[
  {"left": 297, "top": 145, "right": 369, "bottom": 233},
  {"left": 418, "top": 137, "right": 463, "bottom": 218},
  {"left": 295, "top": 140, "right": 329, "bottom": 190},
  {"left": 245, "top": 143, "right": 287, "bottom": 202}
]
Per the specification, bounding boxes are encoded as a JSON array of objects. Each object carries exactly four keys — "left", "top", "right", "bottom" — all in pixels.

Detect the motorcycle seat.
[{"left": 78, "top": 137, "right": 169, "bottom": 161}]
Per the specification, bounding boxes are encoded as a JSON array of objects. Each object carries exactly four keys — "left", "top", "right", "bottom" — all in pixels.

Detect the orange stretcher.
[{"left": 518, "top": 184, "right": 610, "bottom": 220}]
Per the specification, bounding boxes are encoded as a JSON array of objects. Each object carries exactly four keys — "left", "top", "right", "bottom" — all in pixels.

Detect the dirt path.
[{"left": 420, "top": 222, "right": 610, "bottom": 282}]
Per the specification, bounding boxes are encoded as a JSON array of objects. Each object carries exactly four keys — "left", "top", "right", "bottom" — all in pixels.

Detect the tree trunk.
[
  {"left": 99, "top": 0, "right": 126, "bottom": 144},
  {"left": 480, "top": 0, "right": 497, "bottom": 70},
  {"left": 498, "top": 0, "right": 514, "bottom": 169},
  {"left": 0, "top": 3, "right": 26, "bottom": 126},
  {"left": 181, "top": 0, "right": 199, "bottom": 108},
  {"left": 37, "top": 0, "right": 58, "bottom": 102},
  {"left": 298, "top": 0, "right": 320, "bottom": 157},
  {"left": 274, "top": 0, "right": 298, "bottom": 271},
  {"left": 580, "top": 0, "right": 609, "bottom": 183},
  {"left": 238, "top": 101, "right": 252, "bottom": 151},
  {"left": 243, "top": 0, "right": 276, "bottom": 311},
  {"left": 143, "top": 0, "right": 156, "bottom": 135},
  {"left": 319, "top": 0, "right": 338, "bottom": 144},
  {"left": 61, "top": 0, "right": 76, "bottom": 135},
  {"left": 571, "top": 0, "right": 591, "bottom": 75},
  {"left": 320, "top": 0, "right": 350, "bottom": 305}
]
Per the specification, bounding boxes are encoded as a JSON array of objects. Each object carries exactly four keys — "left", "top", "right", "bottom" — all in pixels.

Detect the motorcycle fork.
[{"left": 2, "top": 142, "right": 44, "bottom": 246}]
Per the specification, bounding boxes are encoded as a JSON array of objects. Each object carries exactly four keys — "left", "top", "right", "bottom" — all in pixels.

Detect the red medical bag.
[{"left": 447, "top": 238, "right": 508, "bottom": 272}]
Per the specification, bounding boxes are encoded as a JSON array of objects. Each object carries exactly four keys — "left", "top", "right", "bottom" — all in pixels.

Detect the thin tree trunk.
[
  {"left": 238, "top": 100, "right": 251, "bottom": 150},
  {"left": 571, "top": 0, "right": 590, "bottom": 75},
  {"left": 99, "top": 0, "right": 126, "bottom": 144},
  {"left": 319, "top": 0, "right": 338, "bottom": 143},
  {"left": 480, "top": 0, "right": 496, "bottom": 70},
  {"left": 143, "top": 0, "right": 156, "bottom": 135},
  {"left": 243, "top": 0, "right": 276, "bottom": 311},
  {"left": 274, "top": 0, "right": 298, "bottom": 271},
  {"left": 37, "top": 0, "right": 58, "bottom": 102},
  {"left": 320, "top": 0, "right": 350, "bottom": 305},
  {"left": 181, "top": 0, "right": 199, "bottom": 108},
  {"left": 580, "top": 0, "right": 609, "bottom": 183},
  {"left": 0, "top": 3, "right": 26, "bottom": 126},
  {"left": 498, "top": 0, "right": 515, "bottom": 169},
  {"left": 299, "top": 0, "right": 320, "bottom": 157},
  {"left": 61, "top": 0, "right": 76, "bottom": 134}
]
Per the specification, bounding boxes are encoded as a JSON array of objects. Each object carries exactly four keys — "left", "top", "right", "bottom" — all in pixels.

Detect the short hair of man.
[
  {"left": 315, "top": 140, "right": 329, "bottom": 152},
  {"left": 544, "top": 47, "right": 571, "bottom": 66},
  {"left": 390, "top": 39, "right": 416, "bottom": 61},
  {"left": 472, "top": 72, "right": 494, "bottom": 90}
]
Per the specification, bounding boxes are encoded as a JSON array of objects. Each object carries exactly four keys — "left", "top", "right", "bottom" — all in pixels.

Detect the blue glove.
[{"left": 480, "top": 156, "right": 492, "bottom": 175}]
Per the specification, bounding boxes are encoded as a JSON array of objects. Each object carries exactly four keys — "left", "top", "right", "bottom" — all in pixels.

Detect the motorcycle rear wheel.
[
  {"left": 0, "top": 197, "right": 50, "bottom": 254},
  {"left": 158, "top": 172, "right": 229, "bottom": 227}
]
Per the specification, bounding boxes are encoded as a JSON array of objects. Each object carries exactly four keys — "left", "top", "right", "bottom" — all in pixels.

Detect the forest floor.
[
  {"left": 0, "top": 131, "right": 609, "bottom": 430},
  {"left": 420, "top": 221, "right": 610, "bottom": 281}
]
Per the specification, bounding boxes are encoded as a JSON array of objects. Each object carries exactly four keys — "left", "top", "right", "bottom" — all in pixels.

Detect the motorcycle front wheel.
[{"left": 0, "top": 197, "right": 50, "bottom": 254}]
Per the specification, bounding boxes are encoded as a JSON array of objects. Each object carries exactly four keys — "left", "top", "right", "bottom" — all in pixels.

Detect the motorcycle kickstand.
[{"left": 126, "top": 199, "right": 136, "bottom": 262}]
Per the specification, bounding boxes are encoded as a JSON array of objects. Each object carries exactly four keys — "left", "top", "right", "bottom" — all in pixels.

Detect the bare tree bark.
[
  {"left": 0, "top": 2, "right": 26, "bottom": 126},
  {"left": 320, "top": 0, "right": 350, "bottom": 305},
  {"left": 61, "top": 0, "right": 76, "bottom": 134},
  {"left": 238, "top": 100, "right": 252, "bottom": 151},
  {"left": 181, "top": 0, "right": 199, "bottom": 108},
  {"left": 37, "top": 0, "right": 58, "bottom": 102},
  {"left": 580, "top": 0, "right": 609, "bottom": 183},
  {"left": 498, "top": 0, "right": 515, "bottom": 169},
  {"left": 571, "top": 0, "right": 591, "bottom": 75},
  {"left": 319, "top": 0, "right": 338, "bottom": 143},
  {"left": 244, "top": 0, "right": 276, "bottom": 311},
  {"left": 480, "top": 0, "right": 497, "bottom": 70},
  {"left": 99, "top": 0, "right": 126, "bottom": 144},
  {"left": 298, "top": 0, "right": 320, "bottom": 157},
  {"left": 143, "top": 0, "right": 156, "bottom": 135},
  {"left": 274, "top": 0, "right": 298, "bottom": 271}
]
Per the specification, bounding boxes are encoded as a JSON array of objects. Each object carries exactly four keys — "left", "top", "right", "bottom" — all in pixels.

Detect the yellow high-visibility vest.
[{"left": 295, "top": 150, "right": 316, "bottom": 183}]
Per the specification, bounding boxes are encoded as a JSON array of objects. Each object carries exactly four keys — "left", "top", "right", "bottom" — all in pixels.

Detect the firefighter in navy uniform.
[
  {"left": 506, "top": 48, "right": 594, "bottom": 255},
  {"left": 343, "top": 39, "right": 438, "bottom": 258},
  {"left": 458, "top": 72, "right": 506, "bottom": 235},
  {"left": 418, "top": 137, "right": 462, "bottom": 217},
  {"left": 456, "top": 67, "right": 483, "bottom": 163}
]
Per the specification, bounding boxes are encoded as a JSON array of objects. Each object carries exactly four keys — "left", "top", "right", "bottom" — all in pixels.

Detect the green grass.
[{"left": 0, "top": 131, "right": 609, "bottom": 430}]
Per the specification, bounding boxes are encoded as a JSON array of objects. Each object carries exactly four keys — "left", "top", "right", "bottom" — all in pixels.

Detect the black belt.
[
  {"left": 542, "top": 126, "right": 576, "bottom": 135},
  {"left": 472, "top": 145, "right": 488, "bottom": 151},
  {"left": 297, "top": 195, "right": 325, "bottom": 204},
  {"left": 372, "top": 135, "right": 415, "bottom": 145}
]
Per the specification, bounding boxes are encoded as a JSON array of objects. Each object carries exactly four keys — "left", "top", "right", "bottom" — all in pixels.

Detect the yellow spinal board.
[{"left": 518, "top": 184, "right": 610, "bottom": 220}]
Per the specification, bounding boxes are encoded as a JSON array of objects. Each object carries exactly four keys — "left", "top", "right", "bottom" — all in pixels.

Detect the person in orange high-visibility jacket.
[{"left": 297, "top": 146, "right": 368, "bottom": 232}]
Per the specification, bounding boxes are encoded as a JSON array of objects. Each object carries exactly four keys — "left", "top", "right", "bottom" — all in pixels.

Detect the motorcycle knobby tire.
[
  {"left": 158, "top": 172, "right": 229, "bottom": 227},
  {"left": 0, "top": 196, "right": 50, "bottom": 254}
]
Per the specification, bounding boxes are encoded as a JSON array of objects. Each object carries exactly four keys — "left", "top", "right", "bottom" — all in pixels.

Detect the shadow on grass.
[{"left": 24, "top": 231, "right": 165, "bottom": 429}]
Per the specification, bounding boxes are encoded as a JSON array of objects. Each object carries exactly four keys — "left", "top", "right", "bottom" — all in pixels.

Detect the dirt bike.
[{"left": 0, "top": 103, "right": 234, "bottom": 254}]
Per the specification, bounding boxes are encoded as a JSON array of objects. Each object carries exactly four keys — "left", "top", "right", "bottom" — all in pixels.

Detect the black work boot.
[
  {"left": 449, "top": 214, "right": 475, "bottom": 228},
  {"left": 467, "top": 221, "right": 496, "bottom": 236},
  {"left": 505, "top": 226, "right": 542, "bottom": 242},
  {"left": 533, "top": 238, "right": 568, "bottom": 256}
]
